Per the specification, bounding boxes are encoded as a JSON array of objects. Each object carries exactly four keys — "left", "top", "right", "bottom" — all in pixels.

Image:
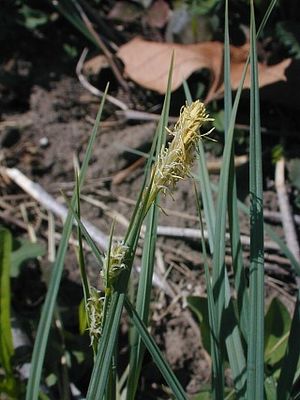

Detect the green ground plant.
[{"left": 0, "top": 228, "right": 17, "bottom": 398}]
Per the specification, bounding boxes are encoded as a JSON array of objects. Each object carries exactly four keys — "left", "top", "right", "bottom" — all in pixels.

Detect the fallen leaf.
[
  {"left": 83, "top": 55, "right": 109, "bottom": 75},
  {"left": 117, "top": 37, "right": 223, "bottom": 96},
  {"left": 229, "top": 58, "right": 292, "bottom": 91},
  {"left": 230, "top": 43, "right": 250, "bottom": 63},
  {"left": 117, "top": 37, "right": 292, "bottom": 100}
]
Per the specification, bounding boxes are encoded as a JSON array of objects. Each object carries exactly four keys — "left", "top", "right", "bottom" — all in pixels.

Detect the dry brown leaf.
[
  {"left": 117, "top": 37, "right": 292, "bottom": 100},
  {"left": 117, "top": 37, "right": 223, "bottom": 95},
  {"left": 83, "top": 55, "right": 109, "bottom": 75},
  {"left": 230, "top": 58, "right": 292, "bottom": 91}
]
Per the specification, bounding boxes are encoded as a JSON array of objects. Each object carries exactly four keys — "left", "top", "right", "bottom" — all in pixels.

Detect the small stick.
[
  {"left": 116, "top": 109, "right": 177, "bottom": 123},
  {"left": 153, "top": 225, "right": 279, "bottom": 251},
  {"left": 275, "top": 158, "right": 300, "bottom": 261},
  {"left": 112, "top": 155, "right": 248, "bottom": 185},
  {"left": 0, "top": 210, "right": 27, "bottom": 231},
  {"left": 2, "top": 167, "right": 286, "bottom": 258},
  {"left": 76, "top": 48, "right": 128, "bottom": 111},
  {"left": 112, "top": 157, "right": 145, "bottom": 185},
  {"left": 74, "top": 0, "right": 128, "bottom": 92},
  {"left": 275, "top": 157, "right": 300, "bottom": 286},
  {"left": 1, "top": 168, "right": 176, "bottom": 298},
  {"left": 264, "top": 209, "right": 300, "bottom": 226},
  {"left": 2, "top": 167, "right": 108, "bottom": 252}
]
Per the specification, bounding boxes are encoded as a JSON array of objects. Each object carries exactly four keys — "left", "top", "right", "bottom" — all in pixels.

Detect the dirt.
[{"left": 1, "top": 31, "right": 299, "bottom": 399}]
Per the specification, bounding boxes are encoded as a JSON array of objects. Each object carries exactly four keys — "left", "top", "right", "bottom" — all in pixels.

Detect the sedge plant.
[
  {"left": 84, "top": 99, "right": 214, "bottom": 399},
  {"left": 63, "top": 72, "right": 214, "bottom": 398}
]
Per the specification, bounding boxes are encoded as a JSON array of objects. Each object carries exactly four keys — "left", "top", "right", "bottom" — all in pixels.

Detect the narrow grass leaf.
[
  {"left": 183, "top": 81, "right": 215, "bottom": 253},
  {"left": 246, "top": 3, "right": 265, "bottom": 399},
  {"left": 224, "top": 0, "right": 249, "bottom": 341},
  {"left": 188, "top": 75, "right": 247, "bottom": 396},
  {"left": 205, "top": 2, "right": 278, "bottom": 396},
  {"left": 210, "top": 57, "right": 246, "bottom": 397},
  {"left": 203, "top": 36, "right": 248, "bottom": 400},
  {"left": 256, "top": 0, "right": 278, "bottom": 38},
  {"left": 196, "top": 179, "right": 247, "bottom": 397},
  {"left": 223, "top": 4, "right": 248, "bottom": 396},
  {"left": 106, "top": 345, "right": 118, "bottom": 400},
  {"left": 75, "top": 173, "right": 91, "bottom": 303},
  {"left": 124, "top": 297, "right": 188, "bottom": 400},
  {"left": 126, "top": 207, "right": 159, "bottom": 400},
  {"left": 63, "top": 194, "right": 104, "bottom": 265},
  {"left": 194, "top": 186, "right": 223, "bottom": 398},
  {"left": 184, "top": 81, "right": 225, "bottom": 396},
  {"left": 74, "top": 173, "right": 97, "bottom": 354},
  {"left": 26, "top": 86, "right": 109, "bottom": 400},
  {"left": 223, "top": 292, "right": 247, "bottom": 398},
  {"left": 126, "top": 60, "right": 172, "bottom": 400},
  {"left": 196, "top": 143, "right": 215, "bottom": 254}
]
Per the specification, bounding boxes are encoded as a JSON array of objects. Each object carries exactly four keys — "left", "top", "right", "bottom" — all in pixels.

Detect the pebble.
[{"left": 39, "top": 137, "right": 49, "bottom": 148}]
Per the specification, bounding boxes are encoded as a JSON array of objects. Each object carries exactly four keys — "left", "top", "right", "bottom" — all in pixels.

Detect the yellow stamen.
[{"left": 146, "top": 100, "right": 213, "bottom": 210}]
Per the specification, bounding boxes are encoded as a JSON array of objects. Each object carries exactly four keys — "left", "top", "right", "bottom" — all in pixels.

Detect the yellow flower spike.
[
  {"left": 146, "top": 100, "right": 213, "bottom": 210},
  {"left": 101, "top": 241, "right": 129, "bottom": 290},
  {"left": 86, "top": 287, "right": 104, "bottom": 346}
]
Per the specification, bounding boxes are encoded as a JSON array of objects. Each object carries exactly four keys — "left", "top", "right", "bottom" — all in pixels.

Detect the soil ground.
[{"left": 1, "top": 17, "right": 299, "bottom": 399}]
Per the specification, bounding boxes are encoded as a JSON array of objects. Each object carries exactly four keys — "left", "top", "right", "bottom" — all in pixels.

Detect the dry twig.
[
  {"left": 275, "top": 158, "right": 300, "bottom": 260},
  {"left": 1, "top": 167, "right": 288, "bottom": 266},
  {"left": 112, "top": 155, "right": 248, "bottom": 185},
  {"left": 76, "top": 48, "right": 128, "bottom": 111},
  {"left": 275, "top": 157, "right": 300, "bottom": 286},
  {"left": 154, "top": 225, "right": 279, "bottom": 251},
  {"left": 1, "top": 167, "right": 108, "bottom": 251},
  {"left": 74, "top": 0, "right": 128, "bottom": 92}
]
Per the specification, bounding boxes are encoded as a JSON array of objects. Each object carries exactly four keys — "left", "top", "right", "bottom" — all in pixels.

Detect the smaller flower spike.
[
  {"left": 86, "top": 287, "right": 104, "bottom": 346},
  {"left": 101, "top": 241, "right": 129, "bottom": 291}
]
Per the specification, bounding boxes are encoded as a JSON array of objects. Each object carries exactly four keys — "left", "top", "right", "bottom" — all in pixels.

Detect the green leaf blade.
[
  {"left": 246, "top": 3, "right": 265, "bottom": 398},
  {"left": 124, "top": 297, "right": 188, "bottom": 400}
]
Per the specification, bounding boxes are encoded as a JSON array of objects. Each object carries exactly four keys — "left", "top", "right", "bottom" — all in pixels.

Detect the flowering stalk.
[
  {"left": 145, "top": 100, "right": 213, "bottom": 212},
  {"left": 88, "top": 100, "right": 212, "bottom": 348}
]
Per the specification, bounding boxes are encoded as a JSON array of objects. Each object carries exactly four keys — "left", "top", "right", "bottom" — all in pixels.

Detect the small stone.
[{"left": 39, "top": 137, "right": 49, "bottom": 148}]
